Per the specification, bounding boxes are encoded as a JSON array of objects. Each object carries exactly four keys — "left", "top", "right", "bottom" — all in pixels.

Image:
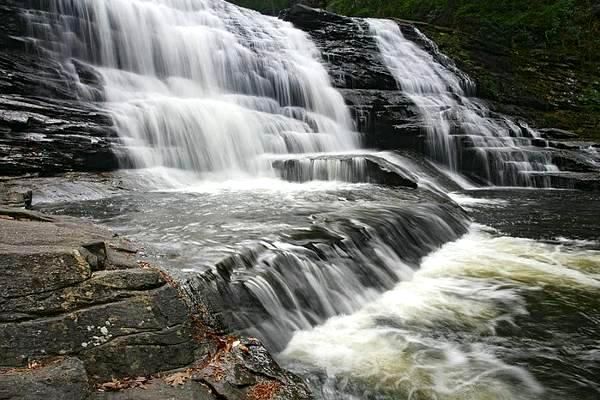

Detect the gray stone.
[
  {"left": 0, "top": 209, "right": 312, "bottom": 399},
  {"left": 90, "top": 379, "right": 216, "bottom": 400},
  {"left": 0, "top": 357, "right": 89, "bottom": 400}
]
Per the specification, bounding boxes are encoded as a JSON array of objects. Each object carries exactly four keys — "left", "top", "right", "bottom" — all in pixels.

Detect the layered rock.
[
  {"left": 0, "top": 208, "right": 311, "bottom": 400},
  {"left": 0, "top": 1, "right": 122, "bottom": 176}
]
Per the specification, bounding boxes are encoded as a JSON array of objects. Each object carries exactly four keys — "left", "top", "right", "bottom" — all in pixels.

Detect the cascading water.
[
  {"left": 27, "top": 0, "right": 359, "bottom": 180},
  {"left": 367, "top": 19, "right": 559, "bottom": 187},
  {"left": 25, "top": 0, "right": 471, "bottom": 349},
  {"left": 21, "top": 2, "right": 600, "bottom": 399}
]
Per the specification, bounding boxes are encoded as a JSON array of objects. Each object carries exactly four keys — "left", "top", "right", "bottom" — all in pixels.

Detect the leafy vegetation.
[
  {"left": 326, "top": 1, "right": 599, "bottom": 61},
  {"left": 231, "top": 0, "right": 292, "bottom": 15}
]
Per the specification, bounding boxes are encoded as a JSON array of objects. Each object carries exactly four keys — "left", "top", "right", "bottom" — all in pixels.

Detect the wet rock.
[
  {"left": 340, "top": 89, "right": 424, "bottom": 151},
  {"left": 272, "top": 154, "right": 418, "bottom": 188},
  {"left": 540, "top": 171, "right": 600, "bottom": 191},
  {"left": 0, "top": 2, "right": 124, "bottom": 176},
  {"left": 551, "top": 149, "right": 598, "bottom": 173},
  {"left": 283, "top": 5, "right": 397, "bottom": 90},
  {"left": 538, "top": 128, "right": 579, "bottom": 140},
  {"left": 0, "top": 357, "right": 89, "bottom": 400}
]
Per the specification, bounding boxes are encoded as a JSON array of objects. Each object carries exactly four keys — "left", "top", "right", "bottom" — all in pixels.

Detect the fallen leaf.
[{"left": 165, "top": 371, "right": 191, "bottom": 386}]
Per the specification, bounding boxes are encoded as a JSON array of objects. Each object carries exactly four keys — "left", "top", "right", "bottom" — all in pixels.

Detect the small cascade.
[
  {"left": 26, "top": 0, "right": 359, "bottom": 179},
  {"left": 271, "top": 154, "right": 418, "bottom": 187},
  {"left": 184, "top": 196, "right": 468, "bottom": 350},
  {"left": 367, "top": 19, "right": 558, "bottom": 187}
]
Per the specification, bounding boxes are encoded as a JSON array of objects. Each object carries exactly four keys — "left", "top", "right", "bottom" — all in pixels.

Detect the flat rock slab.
[
  {"left": 0, "top": 357, "right": 89, "bottom": 400},
  {"left": 90, "top": 379, "right": 216, "bottom": 400},
  {"left": 0, "top": 210, "right": 202, "bottom": 380}
]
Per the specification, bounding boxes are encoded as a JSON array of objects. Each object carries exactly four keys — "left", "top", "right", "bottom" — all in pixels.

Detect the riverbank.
[{"left": 0, "top": 203, "right": 310, "bottom": 400}]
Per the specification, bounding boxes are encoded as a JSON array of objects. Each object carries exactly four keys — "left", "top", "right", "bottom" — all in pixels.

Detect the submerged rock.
[{"left": 271, "top": 153, "right": 419, "bottom": 188}]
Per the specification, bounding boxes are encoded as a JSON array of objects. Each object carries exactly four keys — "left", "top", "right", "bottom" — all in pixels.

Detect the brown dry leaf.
[
  {"left": 238, "top": 344, "right": 250, "bottom": 353},
  {"left": 164, "top": 371, "right": 191, "bottom": 386},
  {"left": 98, "top": 379, "right": 123, "bottom": 392},
  {"left": 133, "top": 376, "right": 149, "bottom": 389},
  {"left": 27, "top": 361, "right": 42, "bottom": 370}
]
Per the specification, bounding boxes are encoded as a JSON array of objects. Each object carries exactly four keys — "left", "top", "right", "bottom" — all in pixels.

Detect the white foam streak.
[{"left": 283, "top": 226, "right": 600, "bottom": 398}]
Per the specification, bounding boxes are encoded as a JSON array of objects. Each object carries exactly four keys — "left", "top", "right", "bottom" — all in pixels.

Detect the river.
[{"left": 26, "top": 0, "right": 600, "bottom": 399}]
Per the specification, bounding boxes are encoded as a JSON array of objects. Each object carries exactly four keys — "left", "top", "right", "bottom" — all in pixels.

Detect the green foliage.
[
  {"left": 230, "top": 0, "right": 291, "bottom": 15},
  {"left": 325, "top": 0, "right": 599, "bottom": 62}
]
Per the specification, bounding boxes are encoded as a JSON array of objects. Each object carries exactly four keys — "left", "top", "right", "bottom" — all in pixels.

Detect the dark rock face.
[
  {"left": 339, "top": 89, "right": 424, "bottom": 150},
  {"left": 283, "top": 5, "right": 424, "bottom": 152},
  {"left": 0, "top": 1, "right": 122, "bottom": 176},
  {"left": 0, "top": 208, "right": 311, "bottom": 400},
  {"left": 282, "top": 5, "right": 398, "bottom": 92}
]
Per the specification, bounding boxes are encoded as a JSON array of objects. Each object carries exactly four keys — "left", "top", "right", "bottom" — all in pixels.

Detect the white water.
[
  {"left": 282, "top": 223, "right": 600, "bottom": 399},
  {"left": 368, "top": 19, "right": 559, "bottom": 187},
  {"left": 30, "top": 0, "right": 359, "bottom": 180}
]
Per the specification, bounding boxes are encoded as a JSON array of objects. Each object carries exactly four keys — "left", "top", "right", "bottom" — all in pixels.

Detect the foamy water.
[{"left": 282, "top": 225, "right": 600, "bottom": 399}]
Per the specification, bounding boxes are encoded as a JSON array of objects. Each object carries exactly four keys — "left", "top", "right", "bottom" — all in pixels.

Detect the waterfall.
[
  {"left": 368, "top": 19, "right": 559, "bottom": 187},
  {"left": 27, "top": 0, "right": 359, "bottom": 180}
]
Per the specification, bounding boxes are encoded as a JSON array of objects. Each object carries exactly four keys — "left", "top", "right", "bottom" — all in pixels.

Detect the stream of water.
[{"left": 25, "top": 1, "right": 600, "bottom": 399}]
